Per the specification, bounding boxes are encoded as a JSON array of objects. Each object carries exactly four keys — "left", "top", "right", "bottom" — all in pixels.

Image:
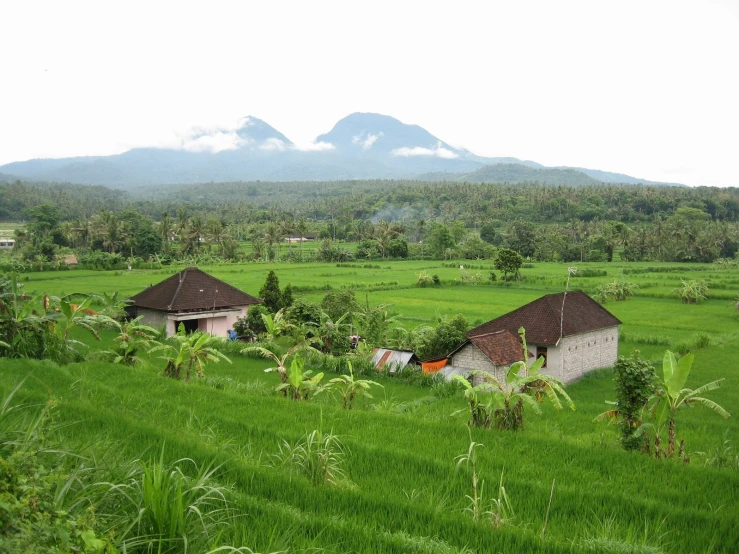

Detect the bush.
[
  {"left": 606, "top": 353, "right": 656, "bottom": 451},
  {"left": 673, "top": 279, "right": 709, "bottom": 304},
  {"left": 417, "top": 271, "right": 435, "bottom": 288},
  {"left": 594, "top": 280, "right": 639, "bottom": 303}
]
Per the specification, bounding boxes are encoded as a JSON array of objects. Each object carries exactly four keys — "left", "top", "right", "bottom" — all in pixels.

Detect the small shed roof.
[
  {"left": 371, "top": 348, "right": 418, "bottom": 373},
  {"left": 468, "top": 290, "right": 621, "bottom": 346},
  {"left": 129, "top": 267, "right": 262, "bottom": 313}
]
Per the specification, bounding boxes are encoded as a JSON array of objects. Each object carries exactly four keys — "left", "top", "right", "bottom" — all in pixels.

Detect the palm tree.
[
  {"left": 296, "top": 217, "right": 308, "bottom": 257},
  {"left": 159, "top": 212, "right": 173, "bottom": 254},
  {"left": 264, "top": 222, "right": 282, "bottom": 261}
]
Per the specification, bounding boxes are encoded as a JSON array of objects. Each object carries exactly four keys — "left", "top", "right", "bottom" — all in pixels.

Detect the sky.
[{"left": 1, "top": 0, "right": 738, "bottom": 187}]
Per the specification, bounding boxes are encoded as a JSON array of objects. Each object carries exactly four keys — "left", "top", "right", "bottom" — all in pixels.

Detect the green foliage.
[
  {"left": 640, "top": 350, "right": 731, "bottom": 460},
  {"left": 479, "top": 223, "right": 499, "bottom": 245},
  {"left": 246, "top": 304, "right": 271, "bottom": 336},
  {"left": 284, "top": 298, "right": 321, "bottom": 327},
  {"left": 387, "top": 238, "right": 408, "bottom": 259},
  {"left": 328, "top": 362, "right": 383, "bottom": 409},
  {"left": 454, "top": 329, "right": 575, "bottom": 430},
  {"left": 416, "top": 270, "right": 435, "bottom": 288},
  {"left": 414, "top": 315, "right": 468, "bottom": 361},
  {"left": 320, "top": 289, "right": 360, "bottom": 322},
  {"left": 275, "top": 355, "right": 325, "bottom": 401},
  {"left": 271, "top": 428, "right": 350, "bottom": 487},
  {"left": 595, "top": 280, "right": 639, "bottom": 303},
  {"left": 494, "top": 248, "right": 523, "bottom": 281},
  {"left": 152, "top": 329, "right": 231, "bottom": 382},
  {"left": 280, "top": 283, "right": 295, "bottom": 310},
  {"left": 259, "top": 270, "right": 282, "bottom": 312},
  {"left": 594, "top": 353, "right": 656, "bottom": 450},
  {"left": 672, "top": 279, "right": 709, "bottom": 304},
  {"left": 100, "top": 316, "right": 160, "bottom": 366}
]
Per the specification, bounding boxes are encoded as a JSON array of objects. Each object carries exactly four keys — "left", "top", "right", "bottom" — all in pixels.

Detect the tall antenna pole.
[{"left": 561, "top": 267, "right": 577, "bottom": 339}]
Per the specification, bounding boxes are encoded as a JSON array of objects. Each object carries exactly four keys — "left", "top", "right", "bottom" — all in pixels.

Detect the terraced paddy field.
[{"left": 2, "top": 259, "right": 739, "bottom": 553}]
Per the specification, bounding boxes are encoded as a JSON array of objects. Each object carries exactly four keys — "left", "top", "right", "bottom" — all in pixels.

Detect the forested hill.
[
  {"left": 1, "top": 178, "right": 737, "bottom": 225},
  {"left": 418, "top": 163, "right": 684, "bottom": 187}
]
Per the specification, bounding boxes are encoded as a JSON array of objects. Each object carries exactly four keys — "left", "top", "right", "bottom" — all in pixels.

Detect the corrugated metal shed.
[{"left": 371, "top": 349, "right": 418, "bottom": 374}]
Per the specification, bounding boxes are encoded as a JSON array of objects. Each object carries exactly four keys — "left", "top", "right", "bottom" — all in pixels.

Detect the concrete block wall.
[
  {"left": 560, "top": 326, "right": 619, "bottom": 383},
  {"left": 451, "top": 343, "right": 506, "bottom": 384}
]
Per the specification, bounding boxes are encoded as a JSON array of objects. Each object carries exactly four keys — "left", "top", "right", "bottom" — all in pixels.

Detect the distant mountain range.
[{"left": 0, "top": 113, "right": 684, "bottom": 188}]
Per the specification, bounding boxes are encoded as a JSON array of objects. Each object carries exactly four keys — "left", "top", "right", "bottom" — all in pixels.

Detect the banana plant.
[
  {"left": 243, "top": 341, "right": 319, "bottom": 384},
  {"left": 638, "top": 350, "right": 730, "bottom": 459},
  {"left": 328, "top": 361, "right": 383, "bottom": 409},
  {"left": 452, "top": 328, "right": 574, "bottom": 430},
  {"left": 151, "top": 330, "right": 231, "bottom": 382},
  {"left": 101, "top": 316, "right": 160, "bottom": 366},
  {"left": 260, "top": 308, "right": 294, "bottom": 342},
  {"left": 276, "top": 355, "right": 326, "bottom": 401}
]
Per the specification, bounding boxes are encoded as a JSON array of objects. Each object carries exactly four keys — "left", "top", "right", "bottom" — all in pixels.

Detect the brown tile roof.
[
  {"left": 468, "top": 329, "right": 525, "bottom": 366},
  {"left": 129, "top": 267, "right": 262, "bottom": 313},
  {"left": 468, "top": 290, "right": 621, "bottom": 346}
]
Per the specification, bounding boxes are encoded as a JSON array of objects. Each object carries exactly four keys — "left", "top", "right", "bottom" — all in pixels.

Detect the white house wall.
[{"left": 559, "top": 326, "right": 619, "bottom": 383}]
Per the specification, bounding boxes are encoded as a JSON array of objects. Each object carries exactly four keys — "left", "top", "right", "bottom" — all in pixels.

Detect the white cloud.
[
  {"left": 351, "top": 131, "right": 384, "bottom": 149},
  {"left": 259, "top": 137, "right": 287, "bottom": 151},
  {"left": 182, "top": 131, "right": 246, "bottom": 153},
  {"left": 362, "top": 132, "right": 382, "bottom": 149},
  {"left": 293, "top": 141, "right": 335, "bottom": 152},
  {"left": 391, "top": 142, "right": 458, "bottom": 159}
]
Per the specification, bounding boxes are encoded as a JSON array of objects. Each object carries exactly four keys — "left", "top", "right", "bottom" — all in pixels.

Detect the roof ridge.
[
  {"left": 168, "top": 268, "right": 188, "bottom": 310},
  {"left": 469, "top": 329, "right": 514, "bottom": 339}
]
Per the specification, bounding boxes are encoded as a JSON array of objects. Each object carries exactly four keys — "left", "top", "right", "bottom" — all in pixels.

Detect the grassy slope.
[{"left": 2, "top": 260, "right": 739, "bottom": 552}]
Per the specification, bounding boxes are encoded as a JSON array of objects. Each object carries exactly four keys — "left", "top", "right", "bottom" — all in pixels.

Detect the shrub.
[
  {"left": 594, "top": 280, "right": 639, "bottom": 303},
  {"left": 672, "top": 279, "right": 709, "bottom": 304},
  {"left": 271, "top": 429, "right": 351, "bottom": 487},
  {"left": 417, "top": 271, "right": 435, "bottom": 288},
  {"left": 595, "top": 353, "right": 656, "bottom": 451}
]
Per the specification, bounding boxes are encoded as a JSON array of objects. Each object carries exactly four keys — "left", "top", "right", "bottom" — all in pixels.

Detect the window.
[{"left": 536, "top": 347, "right": 548, "bottom": 368}]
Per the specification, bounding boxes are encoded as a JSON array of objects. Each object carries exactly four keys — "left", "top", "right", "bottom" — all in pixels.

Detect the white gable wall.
[{"left": 450, "top": 343, "right": 506, "bottom": 384}]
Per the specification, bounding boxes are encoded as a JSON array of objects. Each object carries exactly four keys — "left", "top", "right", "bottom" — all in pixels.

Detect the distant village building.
[
  {"left": 127, "top": 267, "right": 262, "bottom": 337},
  {"left": 62, "top": 254, "right": 78, "bottom": 267},
  {"left": 449, "top": 291, "right": 621, "bottom": 384},
  {"left": 284, "top": 233, "right": 317, "bottom": 243}
]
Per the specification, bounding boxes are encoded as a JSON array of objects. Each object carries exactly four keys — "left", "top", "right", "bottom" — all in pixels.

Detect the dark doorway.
[
  {"left": 180, "top": 319, "right": 200, "bottom": 334},
  {"left": 536, "top": 347, "right": 548, "bottom": 368}
]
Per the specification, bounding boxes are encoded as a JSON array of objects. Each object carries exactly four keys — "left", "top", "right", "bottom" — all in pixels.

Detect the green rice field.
[{"left": 2, "top": 259, "right": 739, "bottom": 553}]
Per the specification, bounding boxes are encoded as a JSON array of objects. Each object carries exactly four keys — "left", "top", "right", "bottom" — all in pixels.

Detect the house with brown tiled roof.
[
  {"left": 127, "top": 267, "right": 262, "bottom": 337},
  {"left": 452, "top": 291, "right": 620, "bottom": 383}
]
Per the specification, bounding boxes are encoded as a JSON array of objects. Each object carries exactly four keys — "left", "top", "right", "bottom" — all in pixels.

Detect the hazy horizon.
[{"left": 1, "top": 0, "right": 737, "bottom": 187}]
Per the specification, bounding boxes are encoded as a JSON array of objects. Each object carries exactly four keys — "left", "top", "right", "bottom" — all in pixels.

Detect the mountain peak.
[
  {"left": 316, "top": 112, "right": 462, "bottom": 160},
  {"left": 235, "top": 116, "right": 293, "bottom": 146}
]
